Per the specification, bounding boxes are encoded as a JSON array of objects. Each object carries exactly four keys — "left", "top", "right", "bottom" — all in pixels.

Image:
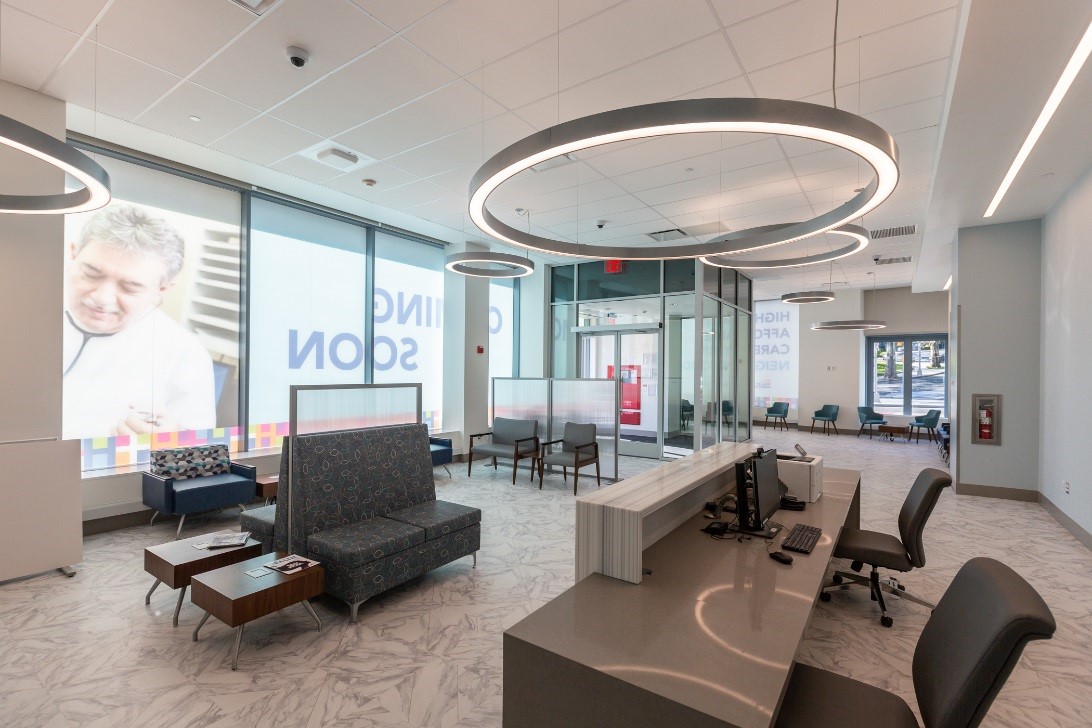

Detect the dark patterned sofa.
[
  {"left": 248, "top": 424, "right": 480, "bottom": 622},
  {"left": 143, "top": 444, "right": 255, "bottom": 539}
]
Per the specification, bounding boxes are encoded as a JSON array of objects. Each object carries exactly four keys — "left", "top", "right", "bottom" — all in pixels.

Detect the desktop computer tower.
[{"left": 777, "top": 456, "right": 824, "bottom": 503}]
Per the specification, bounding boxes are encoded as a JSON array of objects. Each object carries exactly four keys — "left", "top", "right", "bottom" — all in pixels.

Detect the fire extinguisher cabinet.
[{"left": 971, "top": 394, "right": 1002, "bottom": 445}]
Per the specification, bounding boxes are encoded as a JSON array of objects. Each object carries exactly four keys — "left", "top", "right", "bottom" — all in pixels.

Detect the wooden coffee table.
[
  {"left": 144, "top": 533, "right": 262, "bottom": 626},
  {"left": 876, "top": 424, "right": 909, "bottom": 442},
  {"left": 190, "top": 553, "right": 325, "bottom": 670},
  {"left": 256, "top": 474, "right": 278, "bottom": 504}
]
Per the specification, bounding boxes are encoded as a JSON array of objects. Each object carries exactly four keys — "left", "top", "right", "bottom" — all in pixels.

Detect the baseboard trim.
[
  {"left": 1039, "top": 493, "right": 1092, "bottom": 551},
  {"left": 955, "top": 481, "right": 1039, "bottom": 502},
  {"left": 83, "top": 509, "right": 151, "bottom": 536}
]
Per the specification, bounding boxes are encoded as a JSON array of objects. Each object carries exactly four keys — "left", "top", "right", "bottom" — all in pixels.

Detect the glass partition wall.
[{"left": 551, "top": 260, "right": 752, "bottom": 460}]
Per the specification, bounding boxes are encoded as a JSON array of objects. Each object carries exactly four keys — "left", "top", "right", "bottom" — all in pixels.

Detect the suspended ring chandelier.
[
  {"left": 444, "top": 251, "right": 535, "bottom": 278},
  {"left": 0, "top": 114, "right": 111, "bottom": 214},
  {"left": 700, "top": 223, "right": 868, "bottom": 269},
  {"left": 468, "top": 98, "right": 898, "bottom": 260},
  {"left": 782, "top": 291, "right": 835, "bottom": 304},
  {"left": 811, "top": 320, "right": 887, "bottom": 330}
]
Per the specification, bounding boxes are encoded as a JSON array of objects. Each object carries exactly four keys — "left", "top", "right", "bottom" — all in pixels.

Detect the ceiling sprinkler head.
[{"left": 362, "top": 178, "right": 377, "bottom": 186}]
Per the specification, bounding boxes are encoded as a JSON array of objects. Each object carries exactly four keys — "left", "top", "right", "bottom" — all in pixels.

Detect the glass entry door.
[{"left": 578, "top": 329, "right": 661, "bottom": 458}]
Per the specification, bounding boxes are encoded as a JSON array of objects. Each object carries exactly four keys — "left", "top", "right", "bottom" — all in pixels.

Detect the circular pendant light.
[
  {"left": 700, "top": 224, "right": 869, "bottom": 269},
  {"left": 468, "top": 98, "right": 898, "bottom": 260},
  {"left": 810, "top": 319, "right": 886, "bottom": 330},
  {"left": 782, "top": 291, "right": 836, "bottom": 304},
  {"left": 0, "top": 113, "right": 111, "bottom": 214},
  {"left": 445, "top": 251, "right": 534, "bottom": 278}
]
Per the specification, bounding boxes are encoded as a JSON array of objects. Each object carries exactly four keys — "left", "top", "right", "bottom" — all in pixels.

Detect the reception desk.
[{"left": 505, "top": 466, "right": 862, "bottom": 728}]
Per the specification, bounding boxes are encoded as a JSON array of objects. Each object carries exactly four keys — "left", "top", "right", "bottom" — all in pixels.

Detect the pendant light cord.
[{"left": 832, "top": 0, "right": 840, "bottom": 109}]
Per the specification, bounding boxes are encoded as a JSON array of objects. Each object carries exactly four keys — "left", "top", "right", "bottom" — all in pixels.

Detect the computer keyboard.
[{"left": 781, "top": 524, "right": 822, "bottom": 554}]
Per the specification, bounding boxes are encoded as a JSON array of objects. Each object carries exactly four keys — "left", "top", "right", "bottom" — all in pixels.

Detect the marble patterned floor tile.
[{"left": 0, "top": 432, "right": 1088, "bottom": 727}]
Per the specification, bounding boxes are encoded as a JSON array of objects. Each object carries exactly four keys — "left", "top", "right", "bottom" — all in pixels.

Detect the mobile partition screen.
[
  {"left": 286, "top": 383, "right": 422, "bottom": 552},
  {"left": 492, "top": 377, "right": 619, "bottom": 481}
]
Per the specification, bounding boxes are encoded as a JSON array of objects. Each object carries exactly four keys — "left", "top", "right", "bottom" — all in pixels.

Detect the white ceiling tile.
[
  {"left": 403, "top": 0, "right": 558, "bottom": 77},
  {"left": 323, "top": 163, "right": 419, "bottom": 197},
  {"left": 788, "top": 147, "right": 860, "bottom": 177},
  {"left": 583, "top": 135, "right": 723, "bottom": 178},
  {"left": 559, "top": 0, "right": 719, "bottom": 87},
  {"left": 139, "top": 83, "right": 260, "bottom": 145},
  {"left": 632, "top": 175, "right": 722, "bottom": 207},
  {"left": 334, "top": 80, "right": 505, "bottom": 160},
  {"left": 97, "top": 0, "right": 256, "bottom": 77},
  {"left": 208, "top": 115, "right": 322, "bottom": 166},
  {"left": 795, "top": 166, "right": 859, "bottom": 191},
  {"left": 405, "top": 194, "right": 467, "bottom": 219},
  {"left": 748, "top": 45, "right": 859, "bottom": 101},
  {"left": 270, "top": 155, "right": 344, "bottom": 183},
  {"left": 496, "top": 163, "right": 606, "bottom": 203},
  {"left": 4, "top": 0, "right": 109, "bottom": 34},
  {"left": 348, "top": 0, "right": 449, "bottom": 32},
  {"left": 893, "top": 126, "right": 939, "bottom": 156},
  {"left": 859, "top": 8, "right": 958, "bottom": 80},
  {"left": 858, "top": 60, "right": 951, "bottom": 114},
  {"left": 476, "top": 35, "right": 558, "bottom": 112},
  {"left": 385, "top": 112, "right": 535, "bottom": 178},
  {"left": 742, "top": 191, "right": 809, "bottom": 217},
  {"left": 561, "top": 0, "right": 624, "bottom": 28},
  {"left": 44, "top": 41, "right": 179, "bottom": 120},
  {"left": 779, "top": 135, "right": 838, "bottom": 157},
  {"left": 721, "top": 160, "right": 797, "bottom": 190},
  {"left": 653, "top": 190, "right": 742, "bottom": 219},
  {"left": 726, "top": 0, "right": 834, "bottom": 72},
  {"left": 897, "top": 150, "right": 934, "bottom": 176},
  {"left": 672, "top": 75, "right": 755, "bottom": 101},
  {"left": 613, "top": 138, "right": 784, "bottom": 193},
  {"left": 865, "top": 96, "right": 944, "bottom": 136},
  {"left": 838, "top": 0, "right": 957, "bottom": 39},
  {"left": 0, "top": 6, "right": 79, "bottom": 91},
  {"left": 708, "top": 0, "right": 798, "bottom": 27},
  {"left": 805, "top": 184, "right": 858, "bottom": 207},
  {"left": 193, "top": 0, "right": 393, "bottom": 112},
  {"left": 272, "top": 38, "right": 455, "bottom": 137},
  {"left": 373, "top": 179, "right": 458, "bottom": 208}
]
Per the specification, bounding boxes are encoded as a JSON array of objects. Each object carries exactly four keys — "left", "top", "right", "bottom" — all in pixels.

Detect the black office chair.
[
  {"left": 777, "top": 557, "right": 1056, "bottom": 728},
  {"left": 820, "top": 468, "right": 951, "bottom": 627}
]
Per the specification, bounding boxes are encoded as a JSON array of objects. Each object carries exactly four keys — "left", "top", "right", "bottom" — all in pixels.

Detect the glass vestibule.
[{"left": 578, "top": 327, "right": 661, "bottom": 458}]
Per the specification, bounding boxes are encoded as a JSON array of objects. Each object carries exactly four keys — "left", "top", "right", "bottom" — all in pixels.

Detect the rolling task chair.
[
  {"left": 821, "top": 467, "right": 952, "bottom": 626},
  {"left": 810, "top": 404, "right": 840, "bottom": 435},
  {"left": 777, "top": 557, "right": 1056, "bottom": 728}
]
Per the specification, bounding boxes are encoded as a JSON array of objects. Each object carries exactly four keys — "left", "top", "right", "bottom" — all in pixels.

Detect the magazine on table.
[
  {"left": 207, "top": 532, "right": 251, "bottom": 549},
  {"left": 265, "top": 554, "right": 320, "bottom": 574}
]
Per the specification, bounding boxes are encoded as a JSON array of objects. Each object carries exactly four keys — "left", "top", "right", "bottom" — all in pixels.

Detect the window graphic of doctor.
[{"left": 62, "top": 205, "right": 215, "bottom": 439}]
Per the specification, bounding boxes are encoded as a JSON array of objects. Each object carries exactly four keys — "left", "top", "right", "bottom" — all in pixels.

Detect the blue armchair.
[
  {"left": 811, "top": 404, "right": 840, "bottom": 435},
  {"left": 721, "top": 400, "right": 734, "bottom": 425},
  {"left": 909, "top": 409, "right": 942, "bottom": 443},
  {"left": 764, "top": 402, "right": 789, "bottom": 431},
  {"left": 429, "top": 436, "right": 453, "bottom": 476},
  {"left": 142, "top": 444, "right": 256, "bottom": 539},
  {"left": 856, "top": 406, "right": 887, "bottom": 439}
]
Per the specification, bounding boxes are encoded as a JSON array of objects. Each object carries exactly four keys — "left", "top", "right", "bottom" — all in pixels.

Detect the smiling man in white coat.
[{"left": 62, "top": 204, "right": 215, "bottom": 440}]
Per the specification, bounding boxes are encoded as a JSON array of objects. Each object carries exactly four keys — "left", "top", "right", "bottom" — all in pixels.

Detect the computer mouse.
[{"left": 769, "top": 551, "right": 793, "bottom": 565}]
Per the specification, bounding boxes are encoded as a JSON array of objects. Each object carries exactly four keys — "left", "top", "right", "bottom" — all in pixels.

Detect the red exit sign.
[{"left": 605, "top": 259, "right": 625, "bottom": 274}]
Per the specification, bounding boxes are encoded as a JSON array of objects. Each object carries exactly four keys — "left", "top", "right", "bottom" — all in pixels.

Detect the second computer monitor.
[{"left": 752, "top": 449, "right": 781, "bottom": 529}]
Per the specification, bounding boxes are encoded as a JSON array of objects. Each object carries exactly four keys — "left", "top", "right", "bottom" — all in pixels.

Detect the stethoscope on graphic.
[{"left": 62, "top": 311, "right": 114, "bottom": 377}]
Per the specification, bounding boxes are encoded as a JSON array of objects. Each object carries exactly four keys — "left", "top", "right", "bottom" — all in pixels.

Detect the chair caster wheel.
[
  {"left": 851, "top": 561, "right": 863, "bottom": 572},
  {"left": 832, "top": 574, "right": 843, "bottom": 585},
  {"left": 881, "top": 616, "right": 893, "bottom": 628},
  {"left": 897, "top": 584, "right": 906, "bottom": 591},
  {"left": 819, "top": 592, "right": 832, "bottom": 602}
]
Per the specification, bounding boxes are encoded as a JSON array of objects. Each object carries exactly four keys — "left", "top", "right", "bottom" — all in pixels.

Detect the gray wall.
[
  {"left": 1041, "top": 166, "right": 1092, "bottom": 537},
  {"left": 954, "top": 220, "right": 1041, "bottom": 494},
  {"left": 794, "top": 289, "right": 865, "bottom": 432},
  {"left": 864, "top": 286, "right": 949, "bottom": 336}
]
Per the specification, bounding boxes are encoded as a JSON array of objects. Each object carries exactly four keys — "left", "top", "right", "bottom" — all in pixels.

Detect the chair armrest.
[
  {"left": 539, "top": 438, "right": 564, "bottom": 455},
  {"left": 230, "top": 462, "right": 256, "bottom": 480},
  {"left": 574, "top": 442, "right": 599, "bottom": 460},
  {"left": 429, "top": 436, "right": 453, "bottom": 448},
  {"left": 141, "top": 472, "right": 174, "bottom": 514},
  {"left": 468, "top": 431, "right": 492, "bottom": 444},
  {"left": 514, "top": 435, "right": 539, "bottom": 455}
]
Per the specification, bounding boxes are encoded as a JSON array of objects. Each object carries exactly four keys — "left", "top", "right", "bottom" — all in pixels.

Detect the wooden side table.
[
  {"left": 876, "top": 424, "right": 909, "bottom": 442},
  {"left": 256, "top": 474, "right": 278, "bottom": 505},
  {"left": 190, "top": 553, "right": 325, "bottom": 670},
  {"left": 144, "top": 534, "right": 262, "bottom": 626}
]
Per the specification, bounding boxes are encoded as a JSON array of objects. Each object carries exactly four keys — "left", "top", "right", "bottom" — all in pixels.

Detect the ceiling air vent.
[
  {"left": 869, "top": 224, "right": 916, "bottom": 239},
  {"left": 228, "top": 0, "right": 277, "bottom": 15},
  {"left": 681, "top": 221, "right": 730, "bottom": 238},
  {"left": 646, "top": 228, "right": 688, "bottom": 242},
  {"left": 875, "top": 256, "right": 912, "bottom": 265}
]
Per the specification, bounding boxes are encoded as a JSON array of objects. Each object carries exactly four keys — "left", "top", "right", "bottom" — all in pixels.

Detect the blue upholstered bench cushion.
[
  {"left": 385, "top": 500, "right": 482, "bottom": 541},
  {"left": 240, "top": 504, "right": 276, "bottom": 540},
  {"left": 171, "top": 473, "right": 253, "bottom": 514},
  {"left": 308, "top": 517, "right": 426, "bottom": 569}
]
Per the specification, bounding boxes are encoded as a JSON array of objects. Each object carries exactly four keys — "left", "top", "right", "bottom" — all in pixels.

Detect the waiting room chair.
[
  {"left": 142, "top": 444, "right": 255, "bottom": 539},
  {"left": 776, "top": 557, "right": 1056, "bottom": 728},
  {"left": 764, "top": 402, "right": 789, "bottom": 431},
  {"left": 910, "top": 409, "right": 942, "bottom": 443},
  {"left": 680, "top": 399, "right": 694, "bottom": 429},
  {"left": 468, "top": 417, "right": 539, "bottom": 484},
  {"left": 810, "top": 404, "right": 840, "bottom": 435},
  {"left": 721, "top": 400, "right": 734, "bottom": 425},
  {"left": 820, "top": 467, "right": 952, "bottom": 626},
  {"left": 857, "top": 406, "right": 887, "bottom": 439},
  {"left": 538, "top": 422, "right": 600, "bottom": 495}
]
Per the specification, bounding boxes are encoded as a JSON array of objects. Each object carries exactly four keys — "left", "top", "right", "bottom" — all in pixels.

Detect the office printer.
[{"left": 776, "top": 451, "right": 824, "bottom": 503}]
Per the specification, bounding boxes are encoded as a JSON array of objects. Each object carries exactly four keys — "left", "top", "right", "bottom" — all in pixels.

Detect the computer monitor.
[{"left": 733, "top": 449, "right": 781, "bottom": 533}]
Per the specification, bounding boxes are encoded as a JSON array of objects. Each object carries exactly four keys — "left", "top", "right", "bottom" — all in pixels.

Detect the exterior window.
[{"left": 867, "top": 335, "right": 947, "bottom": 416}]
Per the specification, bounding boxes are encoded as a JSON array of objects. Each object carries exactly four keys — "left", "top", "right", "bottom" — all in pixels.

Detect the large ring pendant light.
[
  {"left": 700, "top": 223, "right": 869, "bottom": 269},
  {"left": 0, "top": 114, "right": 111, "bottom": 214},
  {"left": 782, "top": 291, "right": 836, "bottom": 304},
  {"left": 468, "top": 98, "right": 898, "bottom": 259},
  {"left": 445, "top": 251, "right": 535, "bottom": 278}
]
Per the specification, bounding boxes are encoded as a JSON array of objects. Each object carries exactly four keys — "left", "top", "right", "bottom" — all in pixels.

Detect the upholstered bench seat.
[
  {"left": 171, "top": 473, "right": 254, "bottom": 514},
  {"left": 240, "top": 504, "right": 276, "bottom": 550},
  {"left": 385, "top": 500, "right": 482, "bottom": 540},
  {"left": 308, "top": 517, "right": 426, "bottom": 569}
]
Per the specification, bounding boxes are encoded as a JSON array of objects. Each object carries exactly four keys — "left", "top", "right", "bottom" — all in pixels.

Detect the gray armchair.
[
  {"left": 538, "top": 422, "right": 600, "bottom": 495},
  {"left": 468, "top": 417, "right": 539, "bottom": 484},
  {"left": 776, "top": 557, "right": 1055, "bottom": 728}
]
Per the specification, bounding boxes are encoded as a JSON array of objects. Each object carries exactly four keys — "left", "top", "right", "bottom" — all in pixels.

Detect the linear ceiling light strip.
[
  {"left": 0, "top": 114, "right": 111, "bottom": 214},
  {"left": 984, "top": 19, "right": 1092, "bottom": 218},
  {"left": 468, "top": 98, "right": 898, "bottom": 260}
]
